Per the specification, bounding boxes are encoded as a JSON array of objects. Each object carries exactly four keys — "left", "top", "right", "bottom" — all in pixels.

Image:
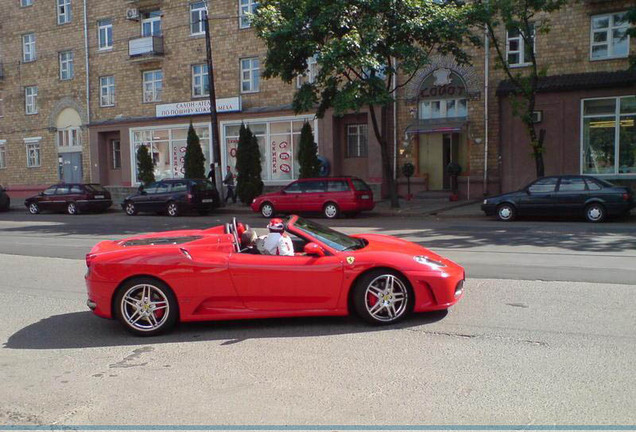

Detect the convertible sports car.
[{"left": 85, "top": 216, "right": 465, "bottom": 336}]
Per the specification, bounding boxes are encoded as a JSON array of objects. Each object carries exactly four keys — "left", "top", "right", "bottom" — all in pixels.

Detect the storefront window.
[
  {"left": 583, "top": 96, "right": 636, "bottom": 175},
  {"left": 131, "top": 125, "right": 210, "bottom": 183},
  {"left": 223, "top": 118, "right": 314, "bottom": 183}
]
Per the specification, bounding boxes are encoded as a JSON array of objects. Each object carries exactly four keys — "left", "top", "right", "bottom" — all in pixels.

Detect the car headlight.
[
  {"left": 483, "top": 199, "right": 488, "bottom": 205},
  {"left": 413, "top": 256, "right": 446, "bottom": 268}
]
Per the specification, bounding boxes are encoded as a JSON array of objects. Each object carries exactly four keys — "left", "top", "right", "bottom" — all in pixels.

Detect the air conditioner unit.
[{"left": 125, "top": 8, "right": 139, "bottom": 21}]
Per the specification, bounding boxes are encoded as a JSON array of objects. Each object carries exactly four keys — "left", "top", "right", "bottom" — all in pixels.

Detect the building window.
[
  {"left": 223, "top": 118, "right": 314, "bottom": 182},
  {"left": 239, "top": 0, "right": 257, "bottom": 28},
  {"left": 506, "top": 25, "right": 535, "bottom": 66},
  {"left": 21, "top": 0, "right": 33, "bottom": 7},
  {"left": 98, "top": 19, "right": 113, "bottom": 50},
  {"left": 100, "top": 76, "right": 115, "bottom": 107},
  {"left": 142, "top": 70, "right": 163, "bottom": 103},
  {"left": 141, "top": 11, "right": 162, "bottom": 37},
  {"left": 0, "top": 141, "right": 6, "bottom": 169},
  {"left": 296, "top": 56, "right": 318, "bottom": 88},
  {"left": 59, "top": 51, "right": 74, "bottom": 80},
  {"left": 111, "top": 140, "right": 121, "bottom": 169},
  {"left": 25, "top": 138, "right": 41, "bottom": 168},
  {"left": 582, "top": 96, "right": 636, "bottom": 175},
  {"left": 57, "top": 0, "right": 71, "bottom": 24},
  {"left": 590, "top": 12, "right": 630, "bottom": 60},
  {"left": 346, "top": 124, "right": 368, "bottom": 158},
  {"left": 131, "top": 126, "right": 211, "bottom": 182},
  {"left": 419, "top": 99, "right": 467, "bottom": 119},
  {"left": 192, "top": 64, "right": 209, "bottom": 97},
  {"left": 240, "top": 57, "right": 260, "bottom": 93},
  {"left": 190, "top": 2, "right": 206, "bottom": 35},
  {"left": 0, "top": 92, "right": 4, "bottom": 118},
  {"left": 22, "top": 33, "right": 36, "bottom": 62},
  {"left": 25, "top": 86, "right": 38, "bottom": 115},
  {"left": 57, "top": 128, "right": 81, "bottom": 148}
]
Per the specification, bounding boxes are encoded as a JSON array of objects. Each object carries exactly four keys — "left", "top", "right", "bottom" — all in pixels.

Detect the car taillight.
[
  {"left": 622, "top": 193, "right": 630, "bottom": 201},
  {"left": 187, "top": 193, "right": 193, "bottom": 202}
]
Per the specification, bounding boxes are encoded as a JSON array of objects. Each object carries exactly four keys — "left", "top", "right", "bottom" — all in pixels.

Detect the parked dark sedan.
[
  {"left": 25, "top": 183, "right": 113, "bottom": 215},
  {"left": 0, "top": 185, "right": 10, "bottom": 212},
  {"left": 122, "top": 179, "right": 219, "bottom": 217},
  {"left": 482, "top": 175, "right": 635, "bottom": 223}
]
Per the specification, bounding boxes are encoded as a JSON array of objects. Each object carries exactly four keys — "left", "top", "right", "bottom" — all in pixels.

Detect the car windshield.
[{"left": 291, "top": 217, "right": 364, "bottom": 251}]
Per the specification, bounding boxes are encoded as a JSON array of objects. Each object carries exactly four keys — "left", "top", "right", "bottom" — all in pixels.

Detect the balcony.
[{"left": 128, "top": 36, "right": 164, "bottom": 61}]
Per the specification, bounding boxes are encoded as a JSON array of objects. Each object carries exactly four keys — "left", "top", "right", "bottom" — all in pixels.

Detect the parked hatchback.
[
  {"left": 251, "top": 176, "right": 375, "bottom": 219},
  {"left": 123, "top": 179, "right": 219, "bottom": 217},
  {"left": 482, "top": 175, "right": 635, "bottom": 223},
  {"left": 25, "top": 183, "right": 112, "bottom": 215},
  {"left": 0, "top": 185, "right": 10, "bottom": 212}
]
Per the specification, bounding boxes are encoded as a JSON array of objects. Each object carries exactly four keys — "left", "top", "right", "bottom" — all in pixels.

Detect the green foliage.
[
  {"left": 627, "top": 7, "right": 636, "bottom": 69},
  {"left": 297, "top": 122, "right": 321, "bottom": 178},
  {"left": 184, "top": 122, "right": 206, "bottom": 179},
  {"left": 136, "top": 144, "right": 155, "bottom": 186},
  {"left": 236, "top": 124, "right": 264, "bottom": 204}
]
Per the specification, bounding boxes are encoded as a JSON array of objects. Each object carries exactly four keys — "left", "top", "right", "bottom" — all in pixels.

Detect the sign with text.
[{"left": 156, "top": 97, "right": 241, "bottom": 118}]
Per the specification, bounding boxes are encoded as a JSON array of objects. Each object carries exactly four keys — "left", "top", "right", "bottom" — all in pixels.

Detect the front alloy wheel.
[
  {"left": 124, "top": 202, "right": 137, "bottom": 216},
  {"left": 496, "top": 203, "right": 515, "bottom": 222},
  {"left": 354, "top": 270, "right": 412, "bottom": 325},
  {"left": 261, "top": 202, "right": 274, "bottom": 218},
  {"left": 115, "top": 278, "right": 178, "bottom": 336},
  {"left": 28, "top": 203, "right": 40, "bottom": 214}
]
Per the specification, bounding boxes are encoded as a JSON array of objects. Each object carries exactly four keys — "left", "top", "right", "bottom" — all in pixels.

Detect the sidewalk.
[{"left": 373, "top": 198, "right": 483, "bottom": 218}]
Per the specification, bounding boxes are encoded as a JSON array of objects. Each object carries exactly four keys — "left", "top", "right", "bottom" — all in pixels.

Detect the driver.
[{"left": 262, "top": 218, "right": 294, "bottom": 256}]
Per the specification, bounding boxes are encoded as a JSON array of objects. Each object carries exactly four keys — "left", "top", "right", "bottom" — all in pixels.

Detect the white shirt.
[{"left": 262, "top": 232, "right": 294, "bottom": 256}]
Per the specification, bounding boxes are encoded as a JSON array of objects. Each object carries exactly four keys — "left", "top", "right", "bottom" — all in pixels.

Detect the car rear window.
[
  {"left": 70, "top": 185, "right": 83, "bottom": 194},
  {"left": 584, "top": 178, "right": 603, "bottom": 191},
  {"left": 351, "top": 179, "right": 371, "bottom": 191},
  {"left": 192, "top": 180, "right": 216, "bottom": 191},
  {"left": 171, "top": 182, "right": 188, "bottom": 193},
  {"left": 559, "top": 178, "right": 586, "bottom": 192},
  {"left": 327, "top": 180, "right": 350, "bottom": 192},
  {"left": 86, "top": 184, "right": 107, "bottom": 193},
  {"left": 302, "top": 181, "right": 326, "bottom": 193},
  {"left": 56, "top": 186, "right": 70, "bottom": 195}
]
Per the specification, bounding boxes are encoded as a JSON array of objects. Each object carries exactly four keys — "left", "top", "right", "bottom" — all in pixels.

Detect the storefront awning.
[{"left": 404, "top": 118, "right": 467, "bottom": 134}]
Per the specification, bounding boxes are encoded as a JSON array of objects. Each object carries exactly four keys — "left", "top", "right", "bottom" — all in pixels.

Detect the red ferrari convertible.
[{"left": 85, "top": 216, "right": 465, "bottom": 336}]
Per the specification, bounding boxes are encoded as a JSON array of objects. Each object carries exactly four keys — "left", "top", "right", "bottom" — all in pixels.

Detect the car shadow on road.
[{"left": 3, "top": 310, "right": 448, "bottom": 350}]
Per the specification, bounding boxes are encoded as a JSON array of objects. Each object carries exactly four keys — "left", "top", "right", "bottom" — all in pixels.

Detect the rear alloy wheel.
[
  {"left": 167, "top": 201, "right": 179, "bottom": 217},
  {"left": 323, "top": 202, "right": 340, "bottom": 219},
  {"left": 496, "top": 203, "right": 516, "bottom": 222},
  {"left": 28, "top": 203, "right": 40, "bottom": 214},
  {"left": 67, "top": 202, "right": 79, "bottom": 215},
  {"left": 261, "top": 202, "right": 274, "bottom": 218},
  {"left": 115, "top": 278, "right": 178, "bottom": 336},
  {"left": 585, "top": 203, "right": 606, "bottom": 223},
  {"left": 353, "top": 270, "right": 412, "bottom": 325}
]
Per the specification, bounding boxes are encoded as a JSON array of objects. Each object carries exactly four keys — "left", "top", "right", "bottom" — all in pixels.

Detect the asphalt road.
[{"left": 0, "top": 209, "right": 635, "bottom": 426}]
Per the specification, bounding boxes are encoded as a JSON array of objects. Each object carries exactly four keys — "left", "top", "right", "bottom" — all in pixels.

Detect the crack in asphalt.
[{"left": 406, "top": 329, "right": 549, "bottom": 347}]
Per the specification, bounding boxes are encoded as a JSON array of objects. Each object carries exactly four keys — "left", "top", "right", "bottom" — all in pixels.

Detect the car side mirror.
[{"left": 304, "top": 242, "right": 326, "bottom": 257}]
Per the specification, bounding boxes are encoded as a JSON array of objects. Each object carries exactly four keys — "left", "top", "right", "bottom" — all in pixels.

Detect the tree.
[
  {"left": 297, "top": 122, "right": 321, "bottom": 178},
  {"left": 472, "top": 0, "right": 570, "bottom": 178},
  {"left": 184, "top": 121, "right": 206, "bottom": 179},
  {"left": 253, "top": 0, "right": 477, "bottom": 208},
  {"left": 136, "top": 144, "right": 155, "bottom": 186},
  {"left": 236, "top": 124, "right": 264, "bottom": 204},
  {"left": 628, "top": 7, "right": 636, "bottom": 70}
]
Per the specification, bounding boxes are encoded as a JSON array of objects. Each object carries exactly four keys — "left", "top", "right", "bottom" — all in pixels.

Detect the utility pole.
[{"left": 204, "top": 9, "right": 224, "bottom": 206}]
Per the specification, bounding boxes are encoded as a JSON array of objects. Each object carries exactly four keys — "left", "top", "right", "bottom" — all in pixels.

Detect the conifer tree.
[
  {"left": 236, "top": 124, "right": 264, "bottom": 204},
  {"left": 297, "top": 122, "right": 320, "bottom": 178},
  {"left": 136, "top": 144, "right": 155, "bottom": 186},
  {"left": 184, "top": 121, "right": 206, "bottom": 179}
]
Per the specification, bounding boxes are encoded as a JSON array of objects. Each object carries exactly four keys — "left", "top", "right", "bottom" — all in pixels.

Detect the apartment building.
[
  {"left": 0, "top": 0, "right": 633, "bottom": 200},
  {"left": 394, "top": 0, "right": 635, "bottom": 198}
]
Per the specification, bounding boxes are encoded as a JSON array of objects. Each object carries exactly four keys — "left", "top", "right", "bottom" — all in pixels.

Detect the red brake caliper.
[{"left": 367, "top": 292, "right": 378, "bottom": 307}]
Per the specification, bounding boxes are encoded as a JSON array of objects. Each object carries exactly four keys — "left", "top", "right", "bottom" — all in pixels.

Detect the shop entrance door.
[
  {"left": 418, "top": 134, "right": 444, "bottom": 190},
  {"left": 60, "top": 152, "right": 83, "bottom": 183}
]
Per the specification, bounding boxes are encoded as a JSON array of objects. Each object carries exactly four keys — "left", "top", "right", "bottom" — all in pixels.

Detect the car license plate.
[
  {"left": 202, "top": 199, "right": 213, "bottom": 203},
  {"left": 361, "top": 195, "right": 370, "bottom": 199},
  {"left": 95, "top": 195, "right": 105, "bottom": 199}
]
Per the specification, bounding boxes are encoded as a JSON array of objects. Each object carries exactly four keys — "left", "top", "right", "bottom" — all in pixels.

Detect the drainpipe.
[
  {"left": 392, "top": 57, "right": 398, "bottom": 181},
  {"left": 483, "top": 20, "right": 489, "bottom": 196},
  {"left": 83, "top": 0, "right": 91, "bottom": 180}
]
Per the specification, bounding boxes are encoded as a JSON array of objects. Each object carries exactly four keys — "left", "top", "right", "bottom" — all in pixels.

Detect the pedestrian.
[
  {"left": 206, "top": 163, "right": 215, "bottom": 183},
  {"left": 223, "top": 165, "right": 237, "bottom": 204}
]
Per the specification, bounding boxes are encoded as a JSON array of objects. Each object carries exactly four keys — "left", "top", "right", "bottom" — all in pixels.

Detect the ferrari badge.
[{"left": 346, "top": 256, "right": 355, "bottom": 265}]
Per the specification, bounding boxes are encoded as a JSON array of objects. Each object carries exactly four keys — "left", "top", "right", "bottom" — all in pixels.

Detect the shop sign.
[
  {"left": 156, "top": 97, "right": 241, "bottom": 118},
  {"left": 419, "top": 68, "right": 466, "bottom": 99}
]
